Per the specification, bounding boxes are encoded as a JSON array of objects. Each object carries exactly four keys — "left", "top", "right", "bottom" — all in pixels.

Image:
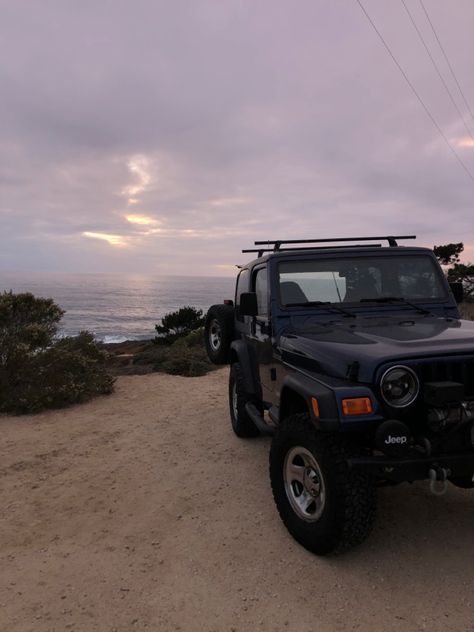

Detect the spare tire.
[{"left": 204, "top": 304, "right": 235, "bottom": 364}]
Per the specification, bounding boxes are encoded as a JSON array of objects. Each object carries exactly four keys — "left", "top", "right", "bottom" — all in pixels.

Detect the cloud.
[
  {"left": 1, "top": 0, "right": 474, "bottom": 275},
  {"left": 457, "top": 137, "right": 474, "bottom": 148},
  {"left": 122, "top": 155, "right": 152, "bottom": 204},
  {"left": 126, "top": 214, "right": 161, "bottom": 227},
  {"left": 82, "top": 232, "right": 128, "bottom": 247}
]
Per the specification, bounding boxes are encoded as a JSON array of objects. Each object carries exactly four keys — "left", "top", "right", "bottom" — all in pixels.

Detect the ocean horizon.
[{"left": 0, "top": 270, "right": 235, "bottom": 343}]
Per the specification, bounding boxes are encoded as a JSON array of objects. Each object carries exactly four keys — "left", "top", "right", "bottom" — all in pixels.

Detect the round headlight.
[{"left": 380, "top": 365, "right": 419, "bottom": 408}]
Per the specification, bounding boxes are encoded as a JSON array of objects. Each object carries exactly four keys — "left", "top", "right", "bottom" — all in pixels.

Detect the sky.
[{"left": 1, "top": 0, "right": 473, "bottom": 276}]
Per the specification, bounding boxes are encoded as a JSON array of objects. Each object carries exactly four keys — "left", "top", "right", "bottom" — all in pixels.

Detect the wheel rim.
[
  {"left": 209, "top": 319, "right": 222, "bottom": 351},
  {"left": 283, "top": 446, "right": 326, "bottom": 522}
]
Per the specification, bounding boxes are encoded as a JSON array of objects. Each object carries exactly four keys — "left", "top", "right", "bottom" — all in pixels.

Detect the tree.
[
  {"left": 0, "top": 292, "right": 114, "bottom": 414},
  {"left": 433, "top": 243, "right": 474, "bottom": 302},
  {"left": 0, "top": 292, "right": 64, "bottom": 398},
  {"left": 433, "top": 242, "right": 464, "bottom": 266},
  {"left": 154, "top": 306, "right": 204, "bottom": 344},
  {"left": 0, "top": 291, "right": 64, "bottom": 357},
  {"left": 447, "top": 263, "right": 474, "bottom": 300}
]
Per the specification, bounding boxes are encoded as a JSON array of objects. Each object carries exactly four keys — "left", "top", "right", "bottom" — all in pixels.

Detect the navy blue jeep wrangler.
[{"left": 204, "top": 236, "right": 474, "bottom": 555}]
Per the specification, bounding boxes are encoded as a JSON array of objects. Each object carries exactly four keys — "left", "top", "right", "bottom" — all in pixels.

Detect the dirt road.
[{"left": 1, "top": 369, "right": 474, "bottom": 631}]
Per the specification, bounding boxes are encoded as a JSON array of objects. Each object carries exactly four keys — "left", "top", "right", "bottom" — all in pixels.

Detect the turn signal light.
[
  {"left": 311, "top": 397, "right": 320, "bottom": 418},
  {"left": 342, "top": 397, "right": 373, "bottom": 416}
]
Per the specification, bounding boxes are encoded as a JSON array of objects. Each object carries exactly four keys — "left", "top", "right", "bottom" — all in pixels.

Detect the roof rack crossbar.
[
  {"left": 242, "top": 244, "right": 383, "bottom": 254},
  {"left": 254, "top": 235, "right": 416, "bottom": 250}
]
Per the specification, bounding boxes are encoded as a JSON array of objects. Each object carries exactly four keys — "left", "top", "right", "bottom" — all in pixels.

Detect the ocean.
[{"left": 0, "top": 271, "right": 235, "bottom": 343}]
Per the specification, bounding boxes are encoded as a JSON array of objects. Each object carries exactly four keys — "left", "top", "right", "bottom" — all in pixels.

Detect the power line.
[
  {"left": 400, "top": 0, "right": 474, "bottom": 142},
  {"left": 354, "top": 0, "right": 474, "bottom": 183},
  {"left": 419, "top": 0, "right": 474, "bottom": 123}
]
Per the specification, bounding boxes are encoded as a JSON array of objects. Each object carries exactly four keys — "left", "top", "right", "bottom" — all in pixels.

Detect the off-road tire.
[
  {"left": 269, "top": 413, "right": 376, "bottom": 555},
  {"left": 204, "top": 304, "right": 234, "bottom": 364},
  {"left": 228, "top": 362, "right": 260, "bottom": 438}
]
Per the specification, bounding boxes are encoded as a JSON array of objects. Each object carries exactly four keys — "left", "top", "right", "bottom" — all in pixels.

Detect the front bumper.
[{"left": 348, "top": 451, "right": 474, "bottom": 482}]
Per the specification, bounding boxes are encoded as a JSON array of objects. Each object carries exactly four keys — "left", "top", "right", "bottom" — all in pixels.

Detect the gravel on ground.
[{"left": 1, "top": 368, "right": 474, "bottom": 631}]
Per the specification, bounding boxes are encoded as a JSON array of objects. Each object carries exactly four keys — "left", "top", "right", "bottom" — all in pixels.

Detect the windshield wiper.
[
  {"left": 359, "top": 296, "right": 432, "bottom": 315},
  {"left": 285, "top": 301, "right": 356, "bottom": 318}
]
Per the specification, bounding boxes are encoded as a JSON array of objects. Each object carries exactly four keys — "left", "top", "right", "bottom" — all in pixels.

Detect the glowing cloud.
[
  {"left": 122, "top": 155, "right": 152, "bottom": 204},
  {"left": 457, "top": 138, "right": 474, "bottom": 148},
  {"left": 126, "top": 214, "right": 160, "bottom": 226},
  {"left": 82, "top": 231, "right": 127, "bottom": 247}
]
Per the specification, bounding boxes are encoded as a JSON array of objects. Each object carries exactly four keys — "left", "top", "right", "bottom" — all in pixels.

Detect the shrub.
[
  {"left": 154, "top": 306, "right": 204, "bottom": 344},
  {"left": 151, "top": 328, "right": 216, "bottom": 377},
  {"left": 172, "top": 327, "right": 205, "bottom": 348},
  {"left": 159, "top": 350, "right": 210, "bottom": 377},
  {"left": 0, "top": 292, "right": 114, "bottom": 415}
]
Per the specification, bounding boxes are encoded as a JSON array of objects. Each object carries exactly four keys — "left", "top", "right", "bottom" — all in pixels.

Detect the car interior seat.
[{"left": 280, "top": 281, "right": 309, "bottom": 305}]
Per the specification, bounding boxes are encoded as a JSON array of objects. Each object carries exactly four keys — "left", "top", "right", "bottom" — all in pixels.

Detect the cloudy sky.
[{"left": 1, "top": 0, "right": 473, "bottom": 276}]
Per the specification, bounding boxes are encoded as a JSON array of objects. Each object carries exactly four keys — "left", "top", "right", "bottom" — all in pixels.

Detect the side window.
[
  {"left": 235, "top": 268, "right": 250, "bottom": 321},
  {"left": 254, "top": 268, "right": 268, "bottom": 317},
  {"left": 235, "top": 269, "right": 250, "bottom": 305}
]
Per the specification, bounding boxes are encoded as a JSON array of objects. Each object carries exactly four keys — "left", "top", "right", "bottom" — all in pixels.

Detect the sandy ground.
[{"left": 1, "top": 368, "right": 474, "bottom": 632}]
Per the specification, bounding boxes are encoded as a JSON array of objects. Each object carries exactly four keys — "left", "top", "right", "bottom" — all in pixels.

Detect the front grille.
[{"left": 410, "top": 357, "right": 474, "bottom": 399}]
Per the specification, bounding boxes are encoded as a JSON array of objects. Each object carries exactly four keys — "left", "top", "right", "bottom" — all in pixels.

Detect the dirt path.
[{"left": 1, "top": 369, "right": 474, "bottom": 632}]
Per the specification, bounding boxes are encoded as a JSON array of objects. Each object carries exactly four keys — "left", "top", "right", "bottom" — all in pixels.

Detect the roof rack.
[
  {"left": 243, "top": 235, "right": 416, "bottom": 256},
  {"left": 243, "top": 243, "right": 384, "bottom": 254}
]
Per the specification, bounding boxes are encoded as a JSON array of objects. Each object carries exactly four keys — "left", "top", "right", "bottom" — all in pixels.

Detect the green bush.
[
  {"left": 0, "top": 292, "right": 114, "bottom": 415},
  {"left": 159, "top": 350, "right": 210, "bottom": 377},
  {"left": 154, "top": 306, "right": 204, "bottom": 344},
  {"left": 151, "top": 328, "right": 216, "bottom": 377},
  {"left": 172, "top": 327, "right": 204, "bottom": 348}
]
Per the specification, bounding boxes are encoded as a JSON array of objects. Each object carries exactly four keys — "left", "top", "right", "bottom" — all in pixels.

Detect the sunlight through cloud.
[
  {"left": 457, "top": 138, "right": 474, "bottom": 148},
  {"left": 82, "top": 231, "right": 128, "bottom": 247},
  {"left": 126, "top": 214, "right": 160, "bottom": 226},
  {"left": 122, "top": 155, "right": 152, "bottom": 204}
]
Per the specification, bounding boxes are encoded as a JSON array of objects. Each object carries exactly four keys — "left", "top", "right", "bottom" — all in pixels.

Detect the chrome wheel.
[
  {"left": 283, "top": 446, "right": 326, "bottom": 522},
  {"left": 209, "top": 318, "right": 222, "bottom": 351}
]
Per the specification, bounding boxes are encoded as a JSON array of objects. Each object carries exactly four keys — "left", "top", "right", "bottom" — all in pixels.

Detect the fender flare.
[
  {"left": 279, "top": 371, "right": 340, "bottom": 430},
  {"left": 229, "top": 340, "right": 261, "bottom": 399}
]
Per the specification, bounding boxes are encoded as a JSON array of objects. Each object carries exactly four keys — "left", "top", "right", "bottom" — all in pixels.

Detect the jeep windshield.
[{"left": 278, "top": 254, "right": 447, "bottom": 307}]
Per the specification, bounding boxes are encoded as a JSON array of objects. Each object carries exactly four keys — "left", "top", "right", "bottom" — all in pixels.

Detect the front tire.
[
  {"left": 269, "top": 413, "right": 376, "bottom": 555},
  {"left": 228, "top": 363, "right": 260, "bottom": 438}
]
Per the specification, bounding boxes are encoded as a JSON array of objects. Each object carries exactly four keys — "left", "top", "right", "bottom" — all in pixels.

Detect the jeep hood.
[{"left": 278, "top": 316, "right": 474, "bottom": 382}]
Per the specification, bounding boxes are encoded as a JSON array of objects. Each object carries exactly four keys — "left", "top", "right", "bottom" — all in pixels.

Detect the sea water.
[{"left": 0, "top": 271, "right": 234, "bottom": 342}]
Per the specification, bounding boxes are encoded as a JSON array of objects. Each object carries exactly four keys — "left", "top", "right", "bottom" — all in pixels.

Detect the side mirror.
[
  {"left": 449, "top": 281, "right": 464, "bottom": 304},
  {"left": 239, "top": 292, "right": 258, "bottom": 316}
]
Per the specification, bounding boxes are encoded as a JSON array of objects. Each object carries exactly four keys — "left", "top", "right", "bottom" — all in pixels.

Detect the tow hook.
[{"left": 429, "top": 466, "right": 450, "bottom": 496}]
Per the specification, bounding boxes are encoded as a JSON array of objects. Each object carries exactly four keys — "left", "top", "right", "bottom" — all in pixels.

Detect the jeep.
[{"left": 204, "top": 236, "right": 473, "bottom": 555}]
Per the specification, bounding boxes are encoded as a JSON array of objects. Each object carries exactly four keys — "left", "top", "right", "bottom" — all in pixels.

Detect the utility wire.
[
  {"left": 400, "top": 0, "right": 474, "bottom": 142},
  {"left": 355, "top": 0, "right": 474, "bottom": 183},
  {"left": 419, "top": 0, "right": 474, "bottom": 123}
]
